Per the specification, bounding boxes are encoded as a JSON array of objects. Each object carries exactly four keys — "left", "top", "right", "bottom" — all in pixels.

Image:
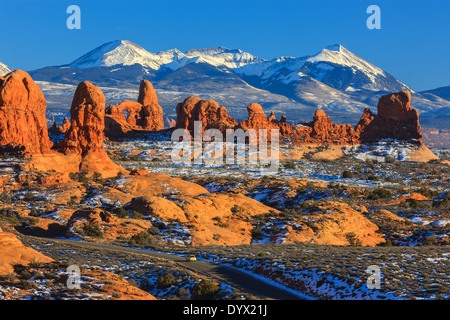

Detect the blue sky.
[{"left": 1, "top": 0, "right": 449, "bottom": 91}]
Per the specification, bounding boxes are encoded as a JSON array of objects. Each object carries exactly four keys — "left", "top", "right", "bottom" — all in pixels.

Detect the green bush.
[
  {"left": 112, "top": 207, "right": 128, "bottom": 218},
  {"left": 192, "top": 279, "right": 220, "bottom": 299},
  {"left": 283, "top": 160, "right": 297, "bottom": 170},
  {"left": 129, "top": 231, "right": 152, "bottom": 246},
  {"left": 231, "top": 205, "right": 241, "bottom": 214},
  {"left": 367, "top": 188, "right": 392, "bottom": 200},
  {"left": 82, "top": 225, "right": 103, "bottom": 238},
  {"left": 0, "top": 191, "right": 13, "bottom": 204},
  {"left": 130, "top": 211, "right": 144, "bottom": 219},
  {"left": 342, "top": 170, "right": 354, "bottom": 179},
  {"left": 157, "top": 273, "right": 176, "bottom": 288},
  {"left": 251, "top": 226, "right": 262, "bottom": 239}
]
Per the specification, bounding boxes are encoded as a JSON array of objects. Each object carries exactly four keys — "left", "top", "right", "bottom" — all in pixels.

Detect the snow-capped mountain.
[
  {"left": 237, "top": 44, "right": 411, "bottom": 93},
  {"left": 28, "top": 40, "right": 450, "bottom": 123},
  {"left": 67, "top": 40, "right": 170, "bottom": 70},
  {"left": 421, "top": 84, "right": 450, "bottom": 101},
  {"left": 0, "top": 61, "right": 12, "bottom": 76},
  {"left": 66, "top": 40, "right": 263, "bottom": 71}
]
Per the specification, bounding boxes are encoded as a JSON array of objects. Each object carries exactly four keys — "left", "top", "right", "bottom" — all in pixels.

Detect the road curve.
[{"left": 27, "top": 236, "right": 304, "bottom": 300}]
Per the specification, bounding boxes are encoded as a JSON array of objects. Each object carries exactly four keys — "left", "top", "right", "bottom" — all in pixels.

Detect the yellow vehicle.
[{"left": 186, "top": 254, "right": 197, "bottom": 261}]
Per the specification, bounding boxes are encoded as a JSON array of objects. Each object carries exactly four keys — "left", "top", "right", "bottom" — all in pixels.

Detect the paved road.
[{"left": 29, "top": 237, "right": 303, "bottom": 300}]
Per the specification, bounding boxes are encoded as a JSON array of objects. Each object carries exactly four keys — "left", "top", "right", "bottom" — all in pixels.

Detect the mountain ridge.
[{"left": 26, "top": 40, "right": 450, "bottom": 123}]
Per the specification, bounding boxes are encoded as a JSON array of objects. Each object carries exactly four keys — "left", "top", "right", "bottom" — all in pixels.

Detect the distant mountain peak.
[
  {"left": 0, "top": 61, "right": 12, "bottom": 76},
  {"left": 185, "top": 47, "right": 230, "bottom": 56},
  {"left": 325, "top": 43, "right": 344, "bottom": 52},
  {"left": 68, "top": 40, "right": 163, "bottom": 69}
]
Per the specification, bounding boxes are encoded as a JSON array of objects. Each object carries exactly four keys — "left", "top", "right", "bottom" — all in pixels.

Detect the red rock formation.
[
  {"left": 175, "top": 96, "right": 238, "bottom": 133},
  {"left": 308, "top": 109, "right": 359, "bottom": 145},
  {"left": 166, "top": 117, "right": 176, "bottom": 128},
  {"left": 50, "top": 117, "right": 70, "bottom": 134},
  {"left": 0, "top": 70, "right": 53, "bottom": 154},
  {"left": 58, "top": 81, "right": 125, "bottom": 176},
  {"left": 105, "top": 80, "right": 164, "bottom": 137},
  {"left": 240, "top": 103, "right": 278, "bottom": 131},
  {"left": 138, "top": 80, "right": 164, "bottom": 131},
  {"left": 175, "top": 96, "right": 201, "bottom": 129},
  {"left": 356, "top": 91, "right": 422, "bottom": 144},
  {"left": 0, "top": 226, "right": 53, "bottom": 275},
  {"left": 237, "top": 105, "right": 358, "bottom": 145}
]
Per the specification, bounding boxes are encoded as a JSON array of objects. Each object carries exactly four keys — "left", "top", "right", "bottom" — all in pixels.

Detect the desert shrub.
[
  {"left": 251, "top": 225, "right": 262, "bottom": 239},
  {"left": 409, "top": 199, "right": 421, "bottom": 209},
  {"left": 28, "top": 207, "right": 44, "bottom": 217},
  {"left": 379, "top": 239, "right": 393, "bottom": 247},
  {"left": 0, "top": 191, "right": 13, "bottom": 204},
  {"left": 0, "top": 208, "right": 37, "bottom": 226},
  {"left": 432, "top": 198, "right": 449, "bottom": 208},
  {"left": 112, "top": 207, "right": 128, "bottom": 218},
  {"left": 69, "top": 171, "right": 89, "bottom": 183},
  {"left": 19, "top": 279, "right": 37, "bottom": 289},
  {"left": 384, "top": 156, "right": 396, "bottom": 163},
  {"left": 23, "top": 191, "right": 42, "bottom": 202},
  {"left": 367, "top": 188, "right": 392, "bottom": 200},
  {"left": 157, "top": 273, "right": 176, "bottom": 288},
  {"left": 67, "top": 196, "right": 78, "bottom": 207},
  {"left": 148, "top": 226, "right": 160, "bottom": 235},
  {"left": 283, "top": 160, "right": 297, "bottom": 170},
  {"left": 130, "top": 211, "right": 144, "bottom": 219},
  {"left": 129, "top": 231, "right": 152, "bottom": 246},
  {"left": 413, "top": 187, "right": 439, "bottom": 199},
  {"left": 345, "top": 232, "right": 362, "bottom": 247},
  {"left": 92, "top": 172, "right": 103, "bottom": 182},
  {"left": 424, "top": 236, "right": 437, "bottom": 246},
  {"left": 0, "top": 273, "right": 16, "bottom": 282},
  {"left": 177, "top": 288, "right": 189, "bottom": 299},
  {"left": 230, "top": 205, "right": 241, "bottom": 214},
  {"left": 192, "top": 279, "right": 220, "bottom": 299},
  {"left": 342, "top": 170, "right": 354, "bottom": 179},
  {"left": 82, "top": 225, "right": 103, "bottom": 238}
]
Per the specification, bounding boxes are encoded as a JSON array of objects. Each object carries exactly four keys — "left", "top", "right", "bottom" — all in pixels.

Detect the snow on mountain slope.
[
  {"left": 66, "top": 40, "right": 263, "bottom": 71},
  {"left": 68, "top": 40, "right": 168, "bottom": 69},
  {"left": 0, "top": 61, "right": 12, "bottom": 76},
  {"left": 29, "top": 40, "right": 447, "bottom": 120},
  {"left": 62, "top": 40, "right": 411, "bottom": 94},
  {"left": 237, "top": 44, "right": 411, "bottom": 93}
]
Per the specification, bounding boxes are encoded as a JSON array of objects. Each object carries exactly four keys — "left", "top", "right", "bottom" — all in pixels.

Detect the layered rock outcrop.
[
  {"left": 356, "top": 91, "right": 422, "bottom": 144},
  {"left": 50, "top": 117, "right": 70, "bottom": 134},
  {"left": 57, "top": 81, "right": 125, "bottom": 177},
  {"left": 307, "top": 109, "right": 359, "bottom": 145},
  {"left": 284, "top": 201, "right": 386, "bottom": 246},
  {"left": 0, "top": 70, "right": 53, "bottom": 154},
  {"left": 175, "top": 96, "right": 238, "bottom": 134},
  {"left": 175, "top": 91, "right": 423, "bottom": 147},
  {"left": 0, "top": 226, "right": 53, "bottom": 274},
  {"left": 105, "top": 80, "right": 164, "bottom": 137}
]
